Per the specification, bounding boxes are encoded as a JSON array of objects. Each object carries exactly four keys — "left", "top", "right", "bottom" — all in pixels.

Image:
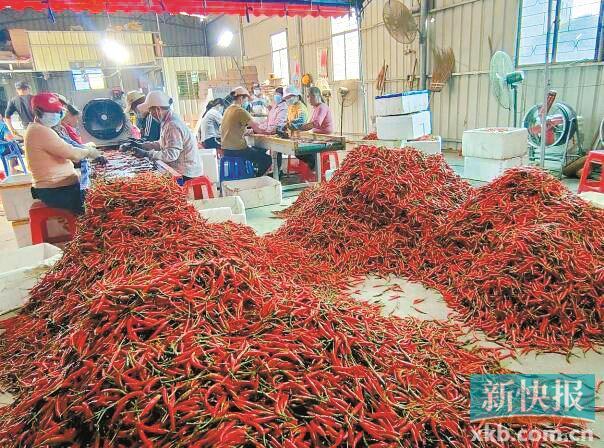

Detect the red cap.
[{"left": 31, "top": 92, "right": 64, "bottom": 113}]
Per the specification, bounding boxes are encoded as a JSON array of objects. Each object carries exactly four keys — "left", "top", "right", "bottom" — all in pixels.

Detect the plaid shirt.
[{"left": 143, "top": 111, "right": 203, "bottom": 178}]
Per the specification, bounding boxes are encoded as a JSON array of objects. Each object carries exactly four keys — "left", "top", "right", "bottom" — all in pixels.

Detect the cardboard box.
[{"left": 376, "top": 111, "right": 432, "bottom": 140}]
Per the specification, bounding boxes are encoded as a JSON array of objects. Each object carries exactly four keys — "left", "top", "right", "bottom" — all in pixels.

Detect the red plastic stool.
[
  {"left": 29, "top": 202, "right": 77, "bottom": 245},
  {"left": 578, "top": 151, "right": 604, "bottom": 193},
  {"left": 320, "top": 151, "right": 340, "bottom": 182},
  {"left": 183, "top": 176, "right": 215, "bottom": 200}
]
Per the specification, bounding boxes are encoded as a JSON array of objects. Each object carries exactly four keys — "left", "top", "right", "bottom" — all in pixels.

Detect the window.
[
  {"left": 331, "top": 11, "right": 360, "bottom": 81},
  {"left": 518, "top": 0, "right": 603, "bottom": 65},
  {"left": 72, "top": 69, "right": 105, "bottom": 91},
  {"left": 176, "top": 71, "right": 209, "bottom": 100},
  {"left": 271, "top": 31, "right": 289, "bottom": 84}
]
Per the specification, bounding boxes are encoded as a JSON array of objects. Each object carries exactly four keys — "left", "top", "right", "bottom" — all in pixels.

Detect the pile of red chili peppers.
[
  {"left": 3, "top": 173, "right": 567, "bottom": 447},
  {"left": 0, "top": 146, "right": 600, "bottom": 445},
  {"left": 276, "top": 146, "right": 604, "bottom": 353}
]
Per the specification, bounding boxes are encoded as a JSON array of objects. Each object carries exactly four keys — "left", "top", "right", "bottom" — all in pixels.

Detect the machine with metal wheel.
[
  {"left": 80, "top": 98, "right": 132, "bottom": 148},
  {"left": 523, "top": 95, "right": 584, "bottom": 177}
]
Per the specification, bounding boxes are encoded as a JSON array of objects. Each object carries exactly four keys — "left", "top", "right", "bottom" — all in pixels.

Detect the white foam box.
[
  {"left": 221, "top": 176, "right": 282, "bottom": 209},
  {"left": 0, "top": 173, "right": 34, "bottom": 221},
  {"left": 464, "top": 155, "right": 528, "bottom": 182},
  {"left": 325, "top": 169, "right": 337, "bottom": 182},
  {"left": 374, "top": 90, "right": 430, "bottom": 117},
  {"left": 198, "top": 207, "right": 233, "bottom": 223},
  {"left": 0, "top": 243, "right": 62, "bottom": 313},
  {"left": 376, "top": 111, "right": 432, "bottom": 141},
  {"left": 11, "top": 219, "right": 32, "bottom": 247},
  {"left": 462, "top": 127, "right": 528, "bottom": 160},
  {"left": 192, "top": 196, "right": 247, "bottom": 225},
  {"left": 403, "top": 136, "right": 442, "bottom": 154},
  {"left": 579, "top": 192, "right": 604, "bottom": 209},
  {"left": 200, "top": 148, "right": 219, "bottom": 185}
]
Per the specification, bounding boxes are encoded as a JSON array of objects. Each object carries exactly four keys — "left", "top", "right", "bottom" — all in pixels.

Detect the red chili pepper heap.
[
  {"left": 276, "top": 145, "right": 473, "bottom": 277},
  {"left": 425, "top": 167, "right": 604, "bottom": 352},
  {"left": 3, "top": 173, "right": 558, "bottom": 447}
]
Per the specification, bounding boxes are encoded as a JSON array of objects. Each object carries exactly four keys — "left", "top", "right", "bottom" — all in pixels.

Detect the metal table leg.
[{"left": 272, "top": 151, "right": 279, "bottom": 181}]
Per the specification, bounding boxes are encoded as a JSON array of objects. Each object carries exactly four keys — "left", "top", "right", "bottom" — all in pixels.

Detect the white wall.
[{"left": 239, "top": 0, "right": 604, "bottom": 147}]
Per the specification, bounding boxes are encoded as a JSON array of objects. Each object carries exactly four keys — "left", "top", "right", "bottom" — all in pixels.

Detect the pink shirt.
[
  {"left": 310, "top": 103, "right": 334, "bottom": 134},
  {"left": 257, "top": 101, "right": 288, "bottom": 134}
]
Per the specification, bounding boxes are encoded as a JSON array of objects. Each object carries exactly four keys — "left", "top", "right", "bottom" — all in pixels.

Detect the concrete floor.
[{"left": 0, "top": 153, "right": 601, "bottom": 444}]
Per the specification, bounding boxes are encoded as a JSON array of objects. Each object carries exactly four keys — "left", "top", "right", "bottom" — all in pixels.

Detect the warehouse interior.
[{"left": 0, "top": 0, "right": 603, "bottom": 446}]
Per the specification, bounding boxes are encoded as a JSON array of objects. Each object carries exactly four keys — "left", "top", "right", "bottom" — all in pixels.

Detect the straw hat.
[
  {"left": 137, "top": 91, "right": 172, "bottom": 115},
  {"left": 125, "top": 90, "right": 146, "bottom": 113}
]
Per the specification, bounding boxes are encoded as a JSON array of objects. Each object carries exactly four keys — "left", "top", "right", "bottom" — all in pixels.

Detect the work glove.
[
  {"left": 93, "top": 156, "right": 108, "bottom": 166},
  {"left": 133, "top": 147, "right": 151, "bottom": 159},
  {"left": 87, "top": 146, "right": 102, "bottom": 160}
]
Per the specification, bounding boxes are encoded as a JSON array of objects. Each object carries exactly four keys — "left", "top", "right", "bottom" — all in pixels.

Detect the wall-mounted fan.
[
  {"left": 383, "top": 0, "right": 419, "bottom": 44},
  {"left": 337, "top": 80, "right": 359, "bottom": 136},
  {"left": 489, "top": 51, "right": 524, "bottom": 126}
]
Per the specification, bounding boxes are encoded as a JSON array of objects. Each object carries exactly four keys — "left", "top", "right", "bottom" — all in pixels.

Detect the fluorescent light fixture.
[
  {"left": 179, "top": 12, "right": 206, "bottom": 21},
  {"left": 217, "top": 30, "right": 234, "bottom": 48},
  {"left": 101, "top": 38, "right": 129, "bottom": 65}
]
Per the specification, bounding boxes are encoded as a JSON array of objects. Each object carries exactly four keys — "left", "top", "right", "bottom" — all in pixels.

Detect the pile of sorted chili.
[
  {"left": 422, "top": 168, "right": 604, "bottom": 352},
  {"left": 4, "top": 173, "right": 573, "bottom": 447},
  {"left": 275, "top": 145, "right": 473, "bottom": 277},
  {"left": 276, "top": 149, "right": 604, "bottom": 354}
]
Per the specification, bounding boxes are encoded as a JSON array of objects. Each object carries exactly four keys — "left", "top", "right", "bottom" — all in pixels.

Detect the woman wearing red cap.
[{"left": 24, "top": 92, "right": 101, "bottom": 215}]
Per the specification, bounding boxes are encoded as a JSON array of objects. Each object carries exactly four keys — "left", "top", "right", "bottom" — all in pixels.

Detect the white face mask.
[{"left": 40, "top": 112, "right": 62, "bottom": 127}]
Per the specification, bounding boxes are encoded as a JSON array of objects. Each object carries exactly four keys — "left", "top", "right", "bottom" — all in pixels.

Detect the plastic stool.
[
  {"left": 578, "top": 150, "right": 604, "bottom": 193},
  {"left": 183, "top": 176, "right": 215, "bottom": 200},
  {"left": 219, "top": 156, "right": 255, "bottom": 182},
  {"left": 0, "top": 141, "right": 27, "bottom": 176},
  {"left": 29, "top": 202, "right": 77, "bottom": 245},
  {"left": 320, "top": 151, "right": 340, "bottom": 182}
]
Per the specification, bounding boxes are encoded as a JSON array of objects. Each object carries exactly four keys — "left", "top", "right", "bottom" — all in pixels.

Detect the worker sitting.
[
  {"left": 256, "top": 87, "right": 287, "bottom": 135},
  {"left": 126, "top": 90, "right": 161, "bottom": 142},
  {"left": 296, "top": 86, "right": 335, "bottom": 170},
  {"left": 62, "top": 104, "right": 84, "bottom": 145},
  {"left": 220, "top": 86, "right": 272, "bottom": 177},
  {"left": 130, "top": 91, "right": 203, "bottom": 182},
  {"left": 283, "top": 86, "right": 309, "bottom": 131},
  {"left": 25, "top": 92, "right": 101, "bottom": 215},
  {"left": 200, "top": 98, "right": 224, "bottom": 149}
]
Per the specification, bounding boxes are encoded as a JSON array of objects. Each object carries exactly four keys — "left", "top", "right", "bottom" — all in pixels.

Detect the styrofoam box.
[
  {"left": 221, "top": 176, "right": 282, "bottom": 209},
  {"left": 374, "top": 90, "right": 430, "bottom": 117},
  {"left": 403, "top": 136, "right": 442, "bottom": 154},
  {"left": 198, "top": 207, "right": 233, "bottom": 223},
  {"left": 11, "top": 219, "right": 32, "bottom": 247},
  {"left": 579, "top": 192, "right": 604, "bottom": 209},
  {"left": 0, "top": 243, "right": 62, "bottom": 313},
  {"left": 200, "top": 148, "right": 219, "bottom": 184},
  {"left": 462, "top": 128, "right": 528, "bottom": 160},
  {"left": 0, "top": 173, "right": 34, "bottom": 221},
  {"left": 464, "top": 155, "right": 528, "bottom": 182},
  {"left": 192, "top": 195, "right": 245, "bottom": 214},
  {"left": 325, "top": 169, "right": 337, "bottom": 182},
  {"left": 376, "top": 111, "right": 432, "bottom": 141}
]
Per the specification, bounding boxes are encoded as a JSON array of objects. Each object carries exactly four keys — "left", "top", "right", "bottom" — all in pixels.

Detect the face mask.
[
  {"left": 40, "top": 112, "right": 62, "bottom": 127},
  {"left": 286, "top": 97, "right": 298, "bottom": 106},
  {"left": 274, "top": 94, "right": 282, "bottom": 104}
]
